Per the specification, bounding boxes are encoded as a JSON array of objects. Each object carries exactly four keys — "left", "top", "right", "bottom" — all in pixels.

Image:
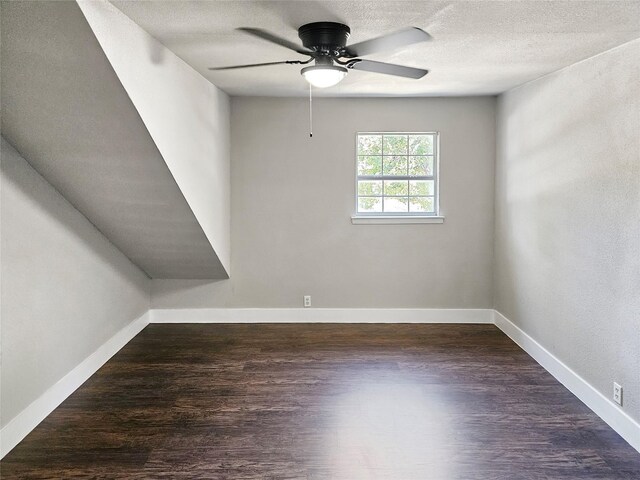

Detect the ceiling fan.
[{"left": 209, "top": 22, "right": 431, "bottom": 88}]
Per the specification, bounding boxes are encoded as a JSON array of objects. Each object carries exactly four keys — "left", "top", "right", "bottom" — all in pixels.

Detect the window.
[{"left": 355, "top": 132, "right": 439, "bottom": 218}]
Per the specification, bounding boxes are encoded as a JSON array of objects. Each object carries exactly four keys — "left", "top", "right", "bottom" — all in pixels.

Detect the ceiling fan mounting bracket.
[
  {"left": 335, "top": 58, "right": 361, "bottom": 68},
  {"left": 285, "top": 59, "right": 313, "bottom": 66},
  {"left": 298, "top": 22, "right": 351, "bottom": 55}
]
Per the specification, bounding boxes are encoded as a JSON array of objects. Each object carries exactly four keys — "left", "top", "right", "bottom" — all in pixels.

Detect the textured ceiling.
[{"left": 111, "top": 0, "right": 640, "bottom": 97}]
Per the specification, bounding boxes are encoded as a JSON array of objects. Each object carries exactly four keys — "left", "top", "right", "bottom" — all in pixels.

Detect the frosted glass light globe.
[{"left": 301, "top": 65, "right": 348, "bottom": 88}]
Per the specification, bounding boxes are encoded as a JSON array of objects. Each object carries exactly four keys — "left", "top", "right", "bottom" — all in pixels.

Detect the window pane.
[
  {"left": 408, "top": 156, "right": 434, "bottom": 176},
  {"left": 358, "top": 156, "right": 382, "bottom": 176},
  {"left": 358, "top": 135, "right": 382, "bottom": 155},
  {"left": 383, "top": 155, "right": 408, "bottom": 175},
  {"left": 358, "top": 196, "right": 382, "bottom": 213},
  {"left": 409, "top": 180, "right": 435, "bottom": 196},
  {"left": 384, "top": 180, "right": 408, "bottom": 196},
  {"left": 409, "top": 134, "right": 434, "bottom": 155},
  {"left": 384, "top": 197, "right": 409, "bottom": 213},
  {"left": 409, "top": 196, "right": 435, "bottom": 213},
  {"left": 356, "top": 132, "right": 439, "bottom": 216},
  {"left": 383, "top": 135, "right": 408, "bottom": 155},
  {"left": 358, "top": 180, "right": 382, "bottom": 196}
]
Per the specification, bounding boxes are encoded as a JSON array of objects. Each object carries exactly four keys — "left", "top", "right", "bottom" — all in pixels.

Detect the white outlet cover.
[{"left": 613, "top": 382, "right": 623, "bottom": 406}]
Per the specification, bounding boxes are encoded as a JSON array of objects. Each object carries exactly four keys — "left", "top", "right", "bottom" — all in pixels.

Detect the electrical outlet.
[
  {"left": 613, "top": 382, "right": 623, "bottom": 406},
  {"left": 303, "top": 295, "right": 311, "bottom": 308}
]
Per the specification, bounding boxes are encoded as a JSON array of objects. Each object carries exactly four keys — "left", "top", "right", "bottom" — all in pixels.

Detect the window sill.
[{"left": 351, "top": 215, "right": 445, "bottom": 225}]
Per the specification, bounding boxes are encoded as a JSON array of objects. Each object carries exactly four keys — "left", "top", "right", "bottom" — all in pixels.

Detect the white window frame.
[{"left": 352, "top": 132, "right": 444, "bottom": 224}]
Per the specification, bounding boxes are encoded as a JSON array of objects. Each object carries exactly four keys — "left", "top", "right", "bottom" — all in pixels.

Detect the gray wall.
[
  {"left": 1, "top": 138, "right": 150, "bottom": 427},
  {"left": 152, "top": 97, "right": 496, "bottom": 309},
  {"left": 79, "top": 0, "right": 232, "bottom": 275},
  {"left": 494, "top": 39, "right": 640, "bottom": 423},
  {"left": 1, "top": 0, "right": 227, "bottom": 280}
]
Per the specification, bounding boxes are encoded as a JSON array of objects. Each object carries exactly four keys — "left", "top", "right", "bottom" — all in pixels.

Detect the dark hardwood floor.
[{"left": 1, "top": 324, "right": 639, "bottom": 479}]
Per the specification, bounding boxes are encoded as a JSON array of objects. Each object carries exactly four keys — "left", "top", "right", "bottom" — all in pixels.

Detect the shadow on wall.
[
  {"left": 496, "top": 65, "right": 637, "bottom": 328},
  {"left": 500, "top": 60, "right": 633, "bottom": 185},
  {"left": 151, "top": 279, "right": 230, "bottom": 308},
  {"left": 494, "top": 39, "right": 640, "bottom": 424},
  {"left": 147, "top": 33, "right": 165, "bottom": 64},
  {"left": 1, "top": 137, "right": 149, "bottom": 291}
]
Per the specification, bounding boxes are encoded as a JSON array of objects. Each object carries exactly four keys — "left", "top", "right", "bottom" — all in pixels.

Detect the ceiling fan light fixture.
[{"left": 301, "top": 64, "right": 348, "bottom": 88}]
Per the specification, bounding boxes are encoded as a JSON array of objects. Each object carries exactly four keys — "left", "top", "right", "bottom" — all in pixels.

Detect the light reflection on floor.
[{"left": 321, "top": 373, "right": 455, "bottom": 479}]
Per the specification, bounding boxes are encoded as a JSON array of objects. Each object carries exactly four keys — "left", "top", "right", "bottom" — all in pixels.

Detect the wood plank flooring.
[{"left": 1, "top": 324, "right": 639, "bottom": 479}]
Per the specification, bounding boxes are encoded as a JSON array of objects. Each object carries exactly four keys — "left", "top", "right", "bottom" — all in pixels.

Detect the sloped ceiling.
[
  {"left": 111, "top": 0, "right": 640, "bottom": 97},
  {"left": 1, "top": 0, "right": 228, "bottom": 279}
]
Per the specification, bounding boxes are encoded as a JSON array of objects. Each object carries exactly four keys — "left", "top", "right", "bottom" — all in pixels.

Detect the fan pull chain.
[{"left": 309, "top": 83, "right": 313, "bottom": 138}]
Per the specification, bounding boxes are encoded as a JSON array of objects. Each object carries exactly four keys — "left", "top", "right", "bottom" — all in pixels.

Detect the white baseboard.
[
  {"left": 149, "top": 308, "right": 495, "bottom": 324},
  {"left": 0, "top": 311, "right": 150, "bottom": 459},
  {"left": 3, "top": 308, "right": 638, "bottom": 459},
  {"left": 494, "top": 310, "right": 640, "bottom": 454}
]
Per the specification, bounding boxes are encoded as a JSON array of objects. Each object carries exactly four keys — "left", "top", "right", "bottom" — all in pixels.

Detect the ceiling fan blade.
[
  {"left": 348, "top": 59, "right": 428, "bottom": 79},
  {"left": 238, "top": 27, "right": 312, "bottom": 55},
  {"left": 344, "top": 27, "right": 432, "bottom": 58},
  {"left": 209, "top": 60, "right": 306, "bottom": 71}
]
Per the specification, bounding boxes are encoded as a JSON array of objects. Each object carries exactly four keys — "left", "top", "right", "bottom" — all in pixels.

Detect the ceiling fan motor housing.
[{"left": 298, "top": 22, "right": 351, "bottom": 55}]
